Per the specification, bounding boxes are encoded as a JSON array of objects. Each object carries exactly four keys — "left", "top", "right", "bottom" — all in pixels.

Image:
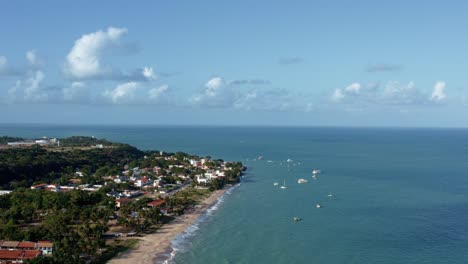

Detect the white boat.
[
  {"left": 327, "top": 193, "right": 333, "bottom": 197},
  {"left": 316, "top": 203, "right": 322, "bottom": 208},
  {"left": 293, "top": 217, "right": 302, "bottom": 222},
  {"left": 312, "top": 169, "right": 321, "bottom": 175},
  {"left": 286, "top": 158, "right": 293, "bottom": 163},
  {"left": 273, "top": 182, "right": 279, "bottom": 186},
  {"left": 312, "top": 175, "right": 317, "bottom": 180},
  {"left": 297, "top": 178, "right": 308, "bottom": 184},
  {"left": 280, "top": 180, "right": 287, "bottom": 189}
]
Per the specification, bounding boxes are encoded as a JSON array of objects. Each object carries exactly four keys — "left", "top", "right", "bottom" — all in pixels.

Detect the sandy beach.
[{"left": 108, "top": 189, "right": 227, "bottom": 264}]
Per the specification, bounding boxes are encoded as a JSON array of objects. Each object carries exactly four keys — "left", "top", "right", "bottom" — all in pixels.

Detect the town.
[{"left": 0, "top": 136, "right": 245, "bottom": 263}]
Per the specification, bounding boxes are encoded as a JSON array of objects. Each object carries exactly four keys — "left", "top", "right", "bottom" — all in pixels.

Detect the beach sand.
[{"left": 108, "top": 189, "right": 227, "bottom": 264}]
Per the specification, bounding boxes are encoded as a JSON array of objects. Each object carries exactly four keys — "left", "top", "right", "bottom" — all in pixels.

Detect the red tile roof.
[
  {"left": 147, "top": 199, "right": 165, "bottom": 207},
  {"left": 37, "top": 241, "right": 53, "bottom": 248},
  {"left": 17, "top": 241, "right": 36, "bottom": 249},
  {"left": 0, "top": 249, "right": 41, "bottom": 260}
]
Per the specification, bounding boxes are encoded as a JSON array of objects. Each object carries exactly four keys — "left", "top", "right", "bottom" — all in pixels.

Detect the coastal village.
[{"left": 0, "top": 136, "right": 245, "bottom": 263}]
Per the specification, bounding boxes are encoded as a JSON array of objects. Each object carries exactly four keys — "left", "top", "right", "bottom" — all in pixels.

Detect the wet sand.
[{"left": 108, "top": 189, "right": 227, "bottom": 264}]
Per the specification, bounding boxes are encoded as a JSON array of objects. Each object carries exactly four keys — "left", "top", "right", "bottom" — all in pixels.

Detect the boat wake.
[{"left": 160, "top": 184, "right": 240, "bottom": 264}]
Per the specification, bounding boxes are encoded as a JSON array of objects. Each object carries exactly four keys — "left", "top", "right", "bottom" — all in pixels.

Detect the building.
[
  {"left": 147, "top": 199, "right": 165, "bottom": 208},
  {"left": 115, "top": 198, "right": 132, "bottom": 208},
  {"left": 0, "top": 250, "right": 42, "bottom": 263},
  {"left": 0, "top": 190, "right": 12, "bottom": 196},
  {"left": 37, "top": 241, "right": 53, "bottom": 255}
]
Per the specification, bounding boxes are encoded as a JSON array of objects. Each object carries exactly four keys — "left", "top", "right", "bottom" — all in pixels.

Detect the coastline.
[{"left": 108, "top": 188, "right": 228, "bottom": 264}]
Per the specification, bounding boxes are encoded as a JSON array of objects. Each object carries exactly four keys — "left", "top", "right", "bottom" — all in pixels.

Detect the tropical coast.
[
  {"left": 109, "top": 188, "right": 227, "bottom": 264},
  {"left": 0, "top": 135, "right": 244, "bottom": 263}
]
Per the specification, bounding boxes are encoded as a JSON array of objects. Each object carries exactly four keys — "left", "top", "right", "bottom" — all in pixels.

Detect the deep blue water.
[{"left": 1, "top": 124, "right": 468, "bottom": 263}]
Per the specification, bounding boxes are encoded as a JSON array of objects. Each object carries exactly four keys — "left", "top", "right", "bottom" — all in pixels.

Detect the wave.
[{"left": 159, "top": 184, "right": 240, "bottom": 264}]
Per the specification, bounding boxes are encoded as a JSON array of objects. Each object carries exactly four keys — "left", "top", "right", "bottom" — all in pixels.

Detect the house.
[
  {"left": 17, "top": 242, "right": 36, "bottom": 250},
  {"left": 30, "top": 184, "right": 47, "bottom": 190},
  {"left": 134, "top": 176, "right": 152, "bottom": 187},
  {"left": 115, "top": 198, "right": 132, "bottom": 208},
  {"left": 196, "top": 175, "right": 209, "bottom": 184},
  {"left": 147, "top": 199, "right": 165, "bottom": 208},
  {"left": 37, "top": 241, "right": 53, "bottom": 255},
  {"left": 0, "top": 250, "right": 42, "bottom": 263},
  {"left": 1, "top": 240, "right": 19, "bottom": 249},
  {"left": 114, "top": 175, "right": 127, "bottom": 183},
  {"left": 0, "top": 190, "right": 12, "bottom": 196}
]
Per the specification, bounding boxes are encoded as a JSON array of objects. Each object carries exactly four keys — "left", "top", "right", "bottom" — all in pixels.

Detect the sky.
[{"left": 1, "top": 0, "right": 468, "bottom": 127}]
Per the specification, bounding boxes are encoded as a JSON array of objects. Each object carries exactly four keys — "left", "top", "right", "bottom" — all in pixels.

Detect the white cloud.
[
  {"left": 205, "top": 77, "right": 224, "bottom": 95},
  {"left": 191, "top": 76, "right": 293, "bottom": 110},
  {"left": 344, "top": 82, "right": 361, "bottom": 93},
  {"left": 142, "top": 67, "right": 157, "bottom": 81},
  {"left": 8, "top": 70, "right": 48, "bottom": 102},
  {"left": 191, "top": 77, "right": 234, "bottom": 107},
  {"left": 332, "top": 89, "right": 345, "bottom": 102},
  {"left": 331, "top": 82, "right": 361, "bottom": 102},
  {"left": 65, "top": 27, "right": 128, "bottom": 79},
  {"left": 148, "top": 84, "right": 168, "bottom": 99},
  {"left": 330, "top": 81, "right": 448, "bottom": 107},
  {"left": 103, "top": 81, "right": 139, "bottom": 103},
  {"left": 26, "top": 50, "right": 43, "bottom": 67},
  {"left": 0, "top": 55, "right": 21, "bottom": 76},
  {"left": 430, "top": 81, "right": 446, "bottom": 103},
  {"left": 63, "top": 82, "right": 89, "bottom": 102}
]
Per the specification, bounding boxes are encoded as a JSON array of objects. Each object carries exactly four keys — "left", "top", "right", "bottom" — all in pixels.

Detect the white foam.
[{"left": 159, "top": 184, "right": 240, "bottom": 264}]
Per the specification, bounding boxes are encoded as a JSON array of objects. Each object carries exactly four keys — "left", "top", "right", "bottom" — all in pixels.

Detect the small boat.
[
  {"left": 280, "top": 180, "right": 287, "bottom": 189},
  {"left": 312, "top": 169, "right": 321, "bottom": 175},
  {"left": 286, "top": 158, "right": 293, "bottom": 163},
  {"left": 258, "top": 155, "right": 264, "bottom": 160},
  {"left": 327, "top": 193, "right": 333, "bottom": 197},
  {"left": 293, "top": 217, "right": 302, "bottom": 222},
  {"left": 297, "top": 178, "right": 308, "bottom": 184},
  {"left": 316, "top": 203, "right": 322, "bottom": 208},
  {"left": 273, "top": 182, "right": 279, "bottom": 186},
  {"left": 312, "top": 175, "right": 317, "bottom": 180}
]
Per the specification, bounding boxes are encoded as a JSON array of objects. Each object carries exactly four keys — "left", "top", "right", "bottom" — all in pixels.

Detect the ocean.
[{"left": 1, "top": 124, "right": 468, "bottom": 263}]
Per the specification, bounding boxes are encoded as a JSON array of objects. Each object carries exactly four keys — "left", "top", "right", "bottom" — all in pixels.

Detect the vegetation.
[
  {"left": 0, "top": 143, "right": 143, "bottom": 188},
  {"left": 0, "top": 135, "right": 245, "bottom": 263},
  {"left": 0, "top": 136, "right": 24, "bottom": 144},
  {"left": 59, "top": 136, "right": 115, "bottom": 147}
]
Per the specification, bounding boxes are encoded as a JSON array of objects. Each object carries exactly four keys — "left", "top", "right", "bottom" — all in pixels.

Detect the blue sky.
[{"left": 1, "top": 1, "right": 468, "bottom": 127}]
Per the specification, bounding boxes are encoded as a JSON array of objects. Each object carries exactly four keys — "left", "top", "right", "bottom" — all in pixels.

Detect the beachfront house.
[{"left": 196, "top": 175, "right": 209, "bottom": 184}]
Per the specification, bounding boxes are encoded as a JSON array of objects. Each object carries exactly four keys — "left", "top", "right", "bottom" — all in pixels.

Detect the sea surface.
[{"left": 2, "top": 124, "right": 468, "bottom": 264}]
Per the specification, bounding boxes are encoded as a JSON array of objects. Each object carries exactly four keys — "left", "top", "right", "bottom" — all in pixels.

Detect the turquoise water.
[{"left": 1, "top": 125, "right": 468, "bottom": 263}]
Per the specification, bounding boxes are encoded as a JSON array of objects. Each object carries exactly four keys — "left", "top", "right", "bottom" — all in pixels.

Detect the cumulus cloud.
[
  {"left": 330, "top": 81, "right": 447, "bottom": 106},
  {"left": 332, "top": 82, "right": 362, "bottom": 102},
  {"left": 430, "top": 81, "right": 446, "bottom": 103},
  {"left": 191, "top": 77, "right": 233, "bottom": 107},
  {"left": 191, "top": 76, "right": 293, "bottom": 110},
  {"left": 148, "top": 84, "right": 169, "bottom": 100},
  {"left": 63, "top": 82, "right": 90, "bottom": 102},
  {"left": 102, "top": 81, "right": 140, "bottom": 103},
  {"left": 8, "top": 70, "right": 48, "bottom": 102},
  {"left": 65, "top": 27, "right": 128, "bottom": 80},
  {"left": 0, "top": 55, "right": 22, "bottom": 77},
  {"left": 366, "top": 63, "right": 402, "bottom": 73},
  {"left": 142, "top": 67, "right": 157, "bottom": 81},
  {"left": 278, "top": 57, "right": 304, "bottom": 65},
  {"left": 26, "top": 50, "right": 44, "bottom": 68}
]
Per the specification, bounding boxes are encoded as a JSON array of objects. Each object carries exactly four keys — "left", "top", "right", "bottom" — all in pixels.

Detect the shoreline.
[{"left": 108, "top": 188, "right": 228, "bottom": 264}]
